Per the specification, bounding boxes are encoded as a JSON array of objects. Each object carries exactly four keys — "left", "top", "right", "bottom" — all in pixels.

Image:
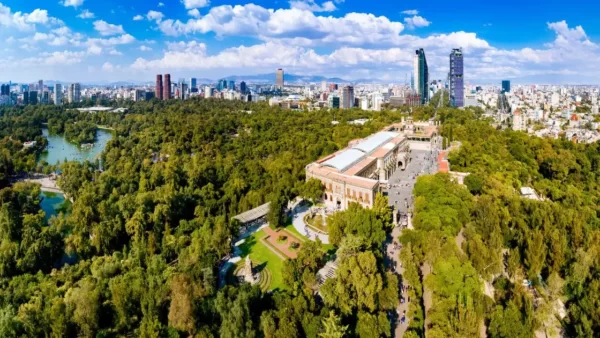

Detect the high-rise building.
[
  {"left": 23, "top": 91, "right": 29, "bottom": 105},
  {"left": 502, "top": 80, "right": 510, "bottom": 93},
  {"left": 321, "top": 81, "right": 327, "bottom": 92},
  {"left": 42, "top": 91, "right": 49, "bottom": 104},
  {"left": 68, "top": 83, "right": 81, "bottom": 103},
  {"left": 413, "top": 49, "right": 429, "bottom": 104},
  {"left": 54, "top": 84, "right": 62, "bottom": 105},
  {"left": 228, "top": 80, "right": 235, "bottom": 91},
  {"left": 156, "top": 74, "right": 163, "bottom": 100},
  {"left": 341, "top": 86, "right": 354, "bottom": 109},
  {"left": 329, "top": 83, "right": 338, "bottom": 91},
  {"left": 327, "top": 95, "right": 340, "bottom": 108},
  {"left": 179, "top": 82, "right": 186, "bottom": 99},
  {"left": 29, "top": 91, "right": 38, "bottom": 105},
  {"left": 189, "top": 78, "right": 197, "bottom": 93},
  {"left": 204, "top": 86, "right": 213, "bottom": 98},
  {"left": 163, "top": 74, "right": 171, "bottom": 100},
  {"left": 144, "top": 91, "right": 155, "bottom": 101},
  {"left": 449, "top": 48, "right": 464, "bottom": 107},
  {"left": 240, "top": 81, "right": 247, "bottom": 94},
  {"left": 276, "top": 68, "right": 284, "bottom": 89},
  {"left": 0, "top": 84, "right": 9, "bottom": 96},
  {"left": 38, "top": 80, "right": 43, "bottom": 91}
]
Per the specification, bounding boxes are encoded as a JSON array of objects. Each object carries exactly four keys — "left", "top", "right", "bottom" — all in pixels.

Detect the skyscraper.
[
  {"left": 0, "top": 84, "right": 8, "bottom": 96},
  {"left": 228, "top": 80, "right": 235, "bottom": 91},
  {"left": 163, "top": 74, "right": 171, "bottom": 100},
  {"left": 204, "top": 86, "right": 213, "bottom": 98},
  {"left": 38, "top": 80, "right": 43, "bottom": 91},
  {"left": 156, "top": 75, "right": 163, "bottom": 100},
  {"left": 29, "top": 91, "right": 38, "bottom": 105},
  {"left": 502, "top": 80, "right": 510, "bottom": 93},
  {"left": 240, "top": 81, "right": 247, "bottom": 94},
  {"left": 449, "top": 48, "right": 464, "bottom": 107},
  {"left": 23, "top": 91, "right": 29, "bottom": 105},
  {"left": 54, "top": 84, "right": 62, "bottom": 105},
  {"left": 276, "top": 68, "right": 284, "bottom": 89},
  {"left": 179, "top": 82, "right": 186, "bottom": 99},
  {"left": 413, "top": 49, "right": 429, "bottom": 104},
  {"left": 68, "top": 83, "right": 81, "bottom": 103},
  {"left": 341, "top": 85, "right": 354, "bottom": 109},
  {"left": 189, "top": 78, "right": 197, "bottom": 93}
]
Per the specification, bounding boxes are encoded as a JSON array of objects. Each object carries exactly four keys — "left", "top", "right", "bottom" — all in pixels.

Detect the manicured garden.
[{"left": 235, "top": 229, "right": 286, "bottom": 291}]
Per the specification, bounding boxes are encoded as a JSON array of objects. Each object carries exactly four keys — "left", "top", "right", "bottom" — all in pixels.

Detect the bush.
[{"left": 290, "top": 242, "right": 300, "bottom": 249}]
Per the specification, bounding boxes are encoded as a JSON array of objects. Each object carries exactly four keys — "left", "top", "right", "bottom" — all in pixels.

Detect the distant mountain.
[{"left": 221, "top": 73, "right": 382, "bottom": 84}]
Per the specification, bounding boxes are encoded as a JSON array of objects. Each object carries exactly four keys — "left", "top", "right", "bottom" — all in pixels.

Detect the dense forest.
[
  {"left": 400, "top": 107, "right": 600, "bottom": 337},
  {"left": 1, "top": 98, "right": 599, "bottom": 337},
  {"left": 0, "top": 99, "right": 405, "bottom": 337}
]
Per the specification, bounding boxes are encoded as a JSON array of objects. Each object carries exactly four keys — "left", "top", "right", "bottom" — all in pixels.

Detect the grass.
[{"left": 237, "top": 229, "right": 286, "bottom": 291}]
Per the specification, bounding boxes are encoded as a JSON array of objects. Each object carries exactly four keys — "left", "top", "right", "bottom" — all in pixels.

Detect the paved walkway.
[
  {"left": 262, "top": 227, "right": 302, "bottom": 259},
  {"left": 291, "top": 204, "right": 330, "bottom": 244},
  {"left": 385, "top": 225, "right": 410, "bottom": 337}
]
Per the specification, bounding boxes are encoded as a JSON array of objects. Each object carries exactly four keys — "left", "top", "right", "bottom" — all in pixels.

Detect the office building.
[
  {"left": 449, "top": 48, "right": 464, "bottom": 107},
  {"left": 189, "top": 78, "right": 197, "bottom": 93},
  {"left": 156, "top": 75, "right": 163, "bottom": 100},
  {"left": 328, "top": 95, "right": 340, "bottom": 109},
  {"left": 228, "top": 80, "right": 235, "bottom": 91},
  {"left": 163, "top": 74, "right": 171, "bottom": 100},
  {"left": 68, "top": 83, "right": 81, "bottom": 103},
  {"left": 0, "top": 84, "right": 9, "bottom": 96},
  {"left": 204, "top": 86, "right": 213, "bottom": 98},
  {"left": 23, "top": 92, "right": 29, "bottom": 105},
  {"left": 29, "top": 91, "right": 38, "bottom": 105},
  {"left": 38, "top": 80, "right": 43, "bottom": 92},
  {"left": 144, "top": 91, "right": 155, "bottom": 101},
  {"left": 54, "top": 84, "right": 62, "bottom": 105},
  {"left": 42, "top": 91, "right": 49, "bottom": 104},
  {"left": 413, "top": 48, "right": 429, "bottom": 104},
  {"left": 502, "top": 80, "right": 511, "bottom": 93},
  {"left": 276, "top": 68, "right": 284, "bottom": 89},
  {"left": 179, "top": 82, "right": 186, "bottom": 100},
  {"left": 240, "top": 81, "right": 247, "bottom": 94},
  {"left": 341, "top": 86, "right": 355, "bottom": 109}
]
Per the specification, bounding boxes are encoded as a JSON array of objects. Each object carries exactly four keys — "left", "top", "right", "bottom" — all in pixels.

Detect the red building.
[
  {"left": 155, "top": 74, "right": 163, "bottom": 100},
  {"left": 163, "top": 74, "right": 171, "bottom": 100}
]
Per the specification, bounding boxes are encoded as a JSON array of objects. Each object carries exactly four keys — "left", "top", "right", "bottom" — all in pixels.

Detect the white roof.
[
  {"left": 321, "top": 148, "right": 365, "bottom": 172},
  {"left": 352, "top": 131, "right": 398, "bottom": 154}
]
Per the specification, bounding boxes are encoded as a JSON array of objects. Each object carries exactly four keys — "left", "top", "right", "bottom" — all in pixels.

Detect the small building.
[{"left": 23, "top": 141, "right": 36, "bottom": 148}]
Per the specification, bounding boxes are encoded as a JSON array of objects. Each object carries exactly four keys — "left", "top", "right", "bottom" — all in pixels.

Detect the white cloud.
[
  {"left": 158, "top": 2, "right": 165, "bottom": 7},
  {"left": 401, "top": 10, "right": 418, "bottom": 15},
  {"left": 404, "top": 15, "right": 430, "bottom": 29},
  {"left": 187, "top": 8, "right": 200, "bottom": 18},
  {"left": 102, "top": 62, "right": 115, "bottom": 71},
  {"left": 60, "top": 0, "right": 84, "bottom": 8},
  {"left": 133, "top": 15, "right": 144, "bottom": 21},
  {"left": 77, "top": 9, "right": 95, "bottom": 19},
  {"left": 5, "top": 36, "right": 14, "bottom": 43},
  {"left": 93, "top": 20, "right": 126, "bottom": 36},
  {"left": 139, "top": 45, "right": 152, "bottom": 51},
  {"left": 53, "top": 26, "right": 71, "bottom": 35},
  {"left": 87, "top": 44, "right": 102, "bottom": 54},
  {"left": 182, "top": 0, "right": 210, "bottom": 9},
  {"left": 147, "top": 10, "right": 164, "bottom": 22},
  {"left": 289, "top": 0, "right": 337, "bottom": 12},
  {"left": 158, "top": 4, "right": 406, "bottom": 48},
  {"left": 87, "top": 34, "right": 135, "bottom": 46},
  {"left": 108, "top": 49, "right": 123, "bottom": 55},
  {"left": 0, "top": 4, "right": 64, "bottom": 31}
]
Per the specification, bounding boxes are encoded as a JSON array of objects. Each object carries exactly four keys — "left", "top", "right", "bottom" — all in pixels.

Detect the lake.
[{"left": 38, "top": 127, "right": 113, "bottom": 165}]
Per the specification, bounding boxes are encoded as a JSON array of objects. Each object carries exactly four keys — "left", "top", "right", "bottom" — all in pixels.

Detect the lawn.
[
  {"left": 237, "top": 229, "right": 286, "bottom": 291},
  {"left": 284, "top": 222, "right": 335, "bottom": 255}
]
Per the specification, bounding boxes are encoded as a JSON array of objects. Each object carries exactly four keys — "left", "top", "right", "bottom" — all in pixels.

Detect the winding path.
[{"left": 291, "top": 204, "right": 330, "bottom": 244}]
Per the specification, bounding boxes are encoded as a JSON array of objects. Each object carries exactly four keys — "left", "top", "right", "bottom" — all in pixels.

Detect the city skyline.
[{"left": 1, "top": 0, "right": 599, "bottom": 84}]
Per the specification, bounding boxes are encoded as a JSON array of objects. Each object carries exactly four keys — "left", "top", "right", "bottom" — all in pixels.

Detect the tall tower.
[
  {"left": 413, "top": 49, "right": 429, "bottom": 104},
  {"left": 449, "top": 48, "right": 464, "bottom": 107},
  {"left": 156, "top": 74, "right": 163, "bottom": 100},
  {"left": 54, "top": 84, "right": 62, "bottom": 105},
  {"left": 163, "top": 74, "right": 171, "bottom": 100},
  {"left": 276, "top": 68, "right": 284, "bottom": 90}
]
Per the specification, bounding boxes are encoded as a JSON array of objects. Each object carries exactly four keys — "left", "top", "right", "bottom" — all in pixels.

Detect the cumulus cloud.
[
  {"left": 289, "top": 0, "right": 337, "bottom": 12},
  {"left": 0, "top": 4, "right": 64, "bottom": 30},
  {"left": 93, "top": 20, "right": 125, "bottom": 36},
  {"left": 139, "top": 45, "right": 152, "bottom": 51},
  {"left": 187, "top": 8, "right": 200, "bottom": 17},
  {"left": 182, "top": 0, "right": 210, "bottom": 9},
  {"left": 157, "top": 4, "right": 406, "bottom": 47},
  {"left": 60, "top": 0, "right": 84, "bottom": 8},
  {"left": 133, "top": 15, "right": 144, "bottom": 21},
  {"left": 158, "top": 2, "right": 165, "bottom": 7},
  {"left": 87, "top": 34, "right": 135, "bottom": 46},
  {"left": 401, "top": 9, "right": 418, "bottom": 15},
  {"left": 404, "top": 15, "right": 430, "bottom": 29},
  {"left": 147, "top": 10, "right": 164, "bottom": 22},
  {"left": 77, "top": 9, "right": 94, "bottom": 19}
]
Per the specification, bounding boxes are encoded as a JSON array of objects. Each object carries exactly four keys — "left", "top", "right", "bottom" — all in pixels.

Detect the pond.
[
  {"left": 40, "top": 191, "right": 70, "bottom": 222},
  {"left": 38, "top": 127, "right": 113, "bottom": 164}
]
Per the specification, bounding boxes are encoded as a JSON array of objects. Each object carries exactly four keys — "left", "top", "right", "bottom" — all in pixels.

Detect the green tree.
[{"left": 319, "top": 311, "right": 347, "bottom": 338}]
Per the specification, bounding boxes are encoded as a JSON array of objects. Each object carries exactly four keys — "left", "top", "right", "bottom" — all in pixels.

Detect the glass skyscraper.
[
  {"left": 502, "top": 80, "right": 510, "bottom": 93},
  {"left": 449, "top": 48, "right": 464, "bottom": 107},
  {"left": 413, "top": 49, "right": 429, "bottom": 104}
]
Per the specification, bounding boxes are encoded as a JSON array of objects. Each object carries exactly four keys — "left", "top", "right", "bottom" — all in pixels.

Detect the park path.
[
  {"left": 386, "top": 225, "right": 410, "bottom": 337},
  {"left": 262, "top": 227, "right": 301, "bottom": 259},
  {"left": 291, "top": 204, "right": 330, "bottom": 244}
]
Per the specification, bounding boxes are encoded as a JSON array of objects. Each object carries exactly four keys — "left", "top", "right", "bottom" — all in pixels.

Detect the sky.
[{"left": 0, "top": 0, "right": 599, "bottom": 84}]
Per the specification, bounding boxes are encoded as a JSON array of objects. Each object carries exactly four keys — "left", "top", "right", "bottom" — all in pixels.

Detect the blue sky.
[{"left": 0, "top": 0, "right": 598, "bottom": 84}]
